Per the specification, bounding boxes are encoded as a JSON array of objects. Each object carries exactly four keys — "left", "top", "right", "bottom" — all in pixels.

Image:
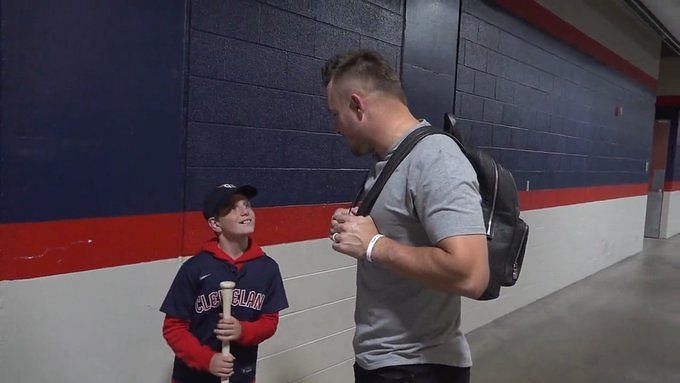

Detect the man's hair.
[{"left": 322, "top": 49, "right": 407, "bottom": 104}]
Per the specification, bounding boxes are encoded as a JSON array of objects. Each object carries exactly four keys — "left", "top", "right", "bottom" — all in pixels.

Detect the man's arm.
[
  {"left": 371, "top": 233, "right": 488, "bottom": 299},
  {"left": 330, "top": 209, "right": 488, "bottom": 298}
]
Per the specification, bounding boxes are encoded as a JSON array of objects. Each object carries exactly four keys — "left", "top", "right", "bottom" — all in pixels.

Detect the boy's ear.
[{"left": 207, "top": 217, "right": 222, "bottom": 233}]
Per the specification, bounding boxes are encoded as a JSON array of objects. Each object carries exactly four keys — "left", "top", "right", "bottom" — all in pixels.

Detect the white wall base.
[
  {"left": 462, "top": 195, "right": 646, "bottom": 333},
  {"left": 660, "top": 190, "right": 680, "bottom": 239}
]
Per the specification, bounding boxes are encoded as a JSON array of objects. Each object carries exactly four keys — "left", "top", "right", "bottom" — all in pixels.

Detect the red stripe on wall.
[
  {"left": 494, "top": 0, "right": 657, "bottom": 90},
  {"left": 665, "top": 181, "right": 680, "bottom": 192},
  {"left": 0, "top": 203, "right": 348, "bottom": 281},
  {"left": 518, "top": 183, "right": 647, "bottom": 210},
  {"left": 180, "top": 204, "right": 348, "bottom": 255},
  {"left": 0, "top": 186, "right": 647, "bottom": 281},
  {"left": 657, "top": 96, "right": 680, "bottom": 107},
  {"left": 0, "top": 213, "right": 184, "bottom": 281}
]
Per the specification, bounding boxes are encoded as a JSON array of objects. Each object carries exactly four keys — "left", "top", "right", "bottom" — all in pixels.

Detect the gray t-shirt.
[{"left": 354, "top": 121, "right": 486, "bottom": 370}]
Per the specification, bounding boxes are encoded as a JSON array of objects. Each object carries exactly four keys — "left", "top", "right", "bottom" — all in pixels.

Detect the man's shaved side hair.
[{"left": 322, "top": 49, "right": 407, "bottom": 104}]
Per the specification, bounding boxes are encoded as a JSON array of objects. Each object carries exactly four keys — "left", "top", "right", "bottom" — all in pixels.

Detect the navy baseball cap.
[{"left": 202, "top": 183, "right": 258, "bottom": 219}]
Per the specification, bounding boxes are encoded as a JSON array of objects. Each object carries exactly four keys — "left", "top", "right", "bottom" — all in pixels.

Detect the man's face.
[{"left": 326, "top": 81, "right": 372, "bottom": 156}]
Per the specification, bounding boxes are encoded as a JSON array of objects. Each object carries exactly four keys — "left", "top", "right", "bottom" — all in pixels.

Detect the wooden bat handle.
[{"left": 220, "top": 281, "right": 236, "bottom": 383}]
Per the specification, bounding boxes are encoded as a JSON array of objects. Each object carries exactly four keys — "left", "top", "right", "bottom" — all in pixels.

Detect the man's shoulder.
[{"left": 408, "top": 133, "right": 467, "bottom": 165}]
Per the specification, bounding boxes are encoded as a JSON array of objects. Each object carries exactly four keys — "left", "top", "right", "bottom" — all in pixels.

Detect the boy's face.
[{"left": 210, "top": 195, "right": 255, "bottom": 238}]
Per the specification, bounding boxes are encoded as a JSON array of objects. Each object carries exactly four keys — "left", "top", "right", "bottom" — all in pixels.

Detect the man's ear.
[{"left": 350, "top": 94, "right": 364, "bottom": 118}]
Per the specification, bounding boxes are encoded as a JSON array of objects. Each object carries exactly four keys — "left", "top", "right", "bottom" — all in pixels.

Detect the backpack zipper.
[
  {"left": 511, "top": 225, "right": 527, "bottom": 281},
  {"left": 486, "top": 161, "right": 499, "bottom": 239}
]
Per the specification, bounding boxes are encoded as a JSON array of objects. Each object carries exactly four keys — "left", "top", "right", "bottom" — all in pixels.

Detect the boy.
[{"left": 161, "top": 183, "right": 288, "bottom": 383}]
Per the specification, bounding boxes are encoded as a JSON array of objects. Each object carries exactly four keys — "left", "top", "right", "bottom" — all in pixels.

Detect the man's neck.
[{"left": 373, "top": 107, "right": 420, "bottom": 158}]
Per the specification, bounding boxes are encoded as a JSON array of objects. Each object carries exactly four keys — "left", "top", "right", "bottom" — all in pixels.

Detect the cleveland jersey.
[{"left": 161, "top": 239, "right": 288, "bottom": 383}]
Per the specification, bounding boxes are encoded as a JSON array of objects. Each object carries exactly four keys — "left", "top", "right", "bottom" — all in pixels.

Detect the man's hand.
[
  {"left": 214, "top": 315, "right": 242, "bottom": 342},
  {"left": 209, "top": 352, "right": 234, "bottom": 379},
  {"left": 329, "top": 207, "right": 379, "bottom": 260}
]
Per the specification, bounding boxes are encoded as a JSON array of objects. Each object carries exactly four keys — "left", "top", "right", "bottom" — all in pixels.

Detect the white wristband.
[{"left": 365, "top": 234, "right": 384, "bottom": 263}]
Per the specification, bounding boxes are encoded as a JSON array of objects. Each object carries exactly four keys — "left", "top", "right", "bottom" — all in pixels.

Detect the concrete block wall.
[
  {"left": 536, "top": 0, "right": 661, "bottom": 79},
  {"left": 401, "top": 0, "right": 460, "bottom": 124},
  {"left": 656, "top": 41, "right": 680, "bottom": 238},
  {"left": 455, "top": 0, "right": 655, "bottom": 192},
  {"left": 0, "top": 0, "right": 187, "bottom": 223},
  {"left": 186, "top": 0, "right": 404, "bottom": 209},
  {"left": 656, "top": 107, "right": 680, "bottom": 238},
  {"left": 658, "top": 57, "right": 680, "bottom": 96}
]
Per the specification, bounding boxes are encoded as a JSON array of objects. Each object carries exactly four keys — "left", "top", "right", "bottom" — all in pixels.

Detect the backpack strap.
[{"left": 356, "top": 126, "right": 443, "bottom": 216}]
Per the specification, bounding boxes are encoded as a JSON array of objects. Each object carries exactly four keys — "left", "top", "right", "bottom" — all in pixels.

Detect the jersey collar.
[{"left": 202, "top": 238, "right": 265, "bottom": 265}]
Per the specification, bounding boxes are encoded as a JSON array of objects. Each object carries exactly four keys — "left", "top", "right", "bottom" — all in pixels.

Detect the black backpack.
[{"left": 354, "top": 113, "right": 529, "bottom": 300}]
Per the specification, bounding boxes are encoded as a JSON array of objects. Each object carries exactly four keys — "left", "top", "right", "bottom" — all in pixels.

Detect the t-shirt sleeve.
[
  {"left": 160, "top": 264, "right": 195, "bottom": 320},
  {"left": 261, "top": 260, "right": 289, "bottom": 314},
  {"left": 410, "top": 135, "right": 486, "bottom": 243}
]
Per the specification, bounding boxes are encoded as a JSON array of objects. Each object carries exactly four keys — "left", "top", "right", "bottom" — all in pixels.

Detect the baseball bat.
[{"left": 220, "top": 281, "right": 236, "bottom": 383}]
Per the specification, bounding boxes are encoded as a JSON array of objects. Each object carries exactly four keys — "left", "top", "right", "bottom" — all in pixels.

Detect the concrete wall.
[
  {"left": 656, "top": 109, "right": 680, "bottom": 238},
  {"left": 185, "top": 0, "right": 401, "bottom": 206},
  {"left": 537, "top": 0, "right": 661, "bottom": 79},
  {"left": 658, "top": 57, "right": 680, "bottom": 95},
  {"left": 456, "top": 0, "right": 655, "bottom": 191},
  {"left": 657, "top": 40, "right": 680, "bottom": 238},
  {"left": 661, "top": 190, "right": 680, "bottom": 238}
]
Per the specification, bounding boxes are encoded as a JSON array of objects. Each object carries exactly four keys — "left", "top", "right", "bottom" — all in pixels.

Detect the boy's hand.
[
  {"left": 215, "top": 314, "right": 242, "bottom": 342},
  {"left": 209, "top": 352, "right": 234, "bottom": 378}
]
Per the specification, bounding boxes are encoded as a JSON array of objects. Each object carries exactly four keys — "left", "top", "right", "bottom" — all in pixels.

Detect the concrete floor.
[{"left": 467, "top": 235, "right": 680, "bottom": 383}]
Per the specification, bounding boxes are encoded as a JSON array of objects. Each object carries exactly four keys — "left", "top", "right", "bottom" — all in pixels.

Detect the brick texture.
[
  {"left": 454, "top": 0, "right": 655, "bottom": 191},
  {"left": 187, "top": 0, "right": 403, "bottom": 208}
]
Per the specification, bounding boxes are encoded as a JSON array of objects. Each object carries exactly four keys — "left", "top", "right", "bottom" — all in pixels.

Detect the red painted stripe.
[
  {"left": 494, "top": 0, "right": 657, "bottom": 90},
  {"left": 0, "top": 213, "right": 184, "bottom": 281},
  {"left": 180, "top": 204, "right": 348, "bottom": 255},
  {"left": 0, "top": 185, "right": 648, "bottom": 281},
  {"left": 518, "top": 183, "right": 646, "bottom": 210},
  {"left": 1, "top": 203, "right": 348, "bottom": 281},
  {"left": 657, "top": 96, "right": 680, "bottom": 107},
  {"left": 665, "top": 181, "right": 680, "bottom": 192}
]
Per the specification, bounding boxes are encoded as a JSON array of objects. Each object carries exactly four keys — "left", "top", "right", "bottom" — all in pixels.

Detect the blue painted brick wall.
[
  {"left": 657, "top": 110, "right": 679, "bottom": 182},
  {"left": 187, "top": 0, "right": 403, "bottom": 209},
  {"left": 1, "top": 0, "right": 187, "bottom": 223},
  {"left": 455, "top": 0, "right": 656, "bottom": 191},
  {"left": 401, "top": 0, "right": 460, "bottom": 124}
]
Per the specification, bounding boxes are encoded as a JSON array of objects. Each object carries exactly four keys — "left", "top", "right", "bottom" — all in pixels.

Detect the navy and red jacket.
[{"left": 161, "top": 238, "right": 288, "bottom": 383}]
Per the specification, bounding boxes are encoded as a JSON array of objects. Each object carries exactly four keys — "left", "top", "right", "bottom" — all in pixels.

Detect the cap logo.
[{"left": 218, "top": 183, "right": 236, "bottom": 189}]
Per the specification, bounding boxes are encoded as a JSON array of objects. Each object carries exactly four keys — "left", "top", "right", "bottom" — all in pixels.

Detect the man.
[{"left": 324, "top": 49, "right": 489, "bottom": 383}]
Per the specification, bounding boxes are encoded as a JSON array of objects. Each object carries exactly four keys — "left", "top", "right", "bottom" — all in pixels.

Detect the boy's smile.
[{"left": 214, "top": 196, "right": 256, "bottom": 238}]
